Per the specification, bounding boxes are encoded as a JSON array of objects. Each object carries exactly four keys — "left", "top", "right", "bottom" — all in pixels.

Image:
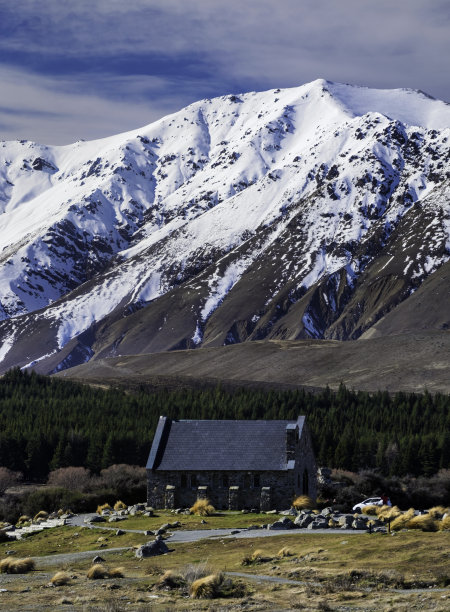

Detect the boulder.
[
  {"left": 294, "top": 514, "right": 314, "bottom": 528},
  {"left": 352, "top": 518, "right": 368, "bottom": 530},
  {"left": 135, "top": 538, "right": 169, "bottom": 558},
  {"left": 307, "top": 517, "right": 328, "bottom": 530},
  {"left": 87, "top": 515, "right": 106, "bottom": 524},
  {"left": 280, "top": 509, "right": 297, "bottom": 516},
  {"left": 115, "top": 529, "right": 125, "bottom": 536},
  {"left": 321, "top": 507, "right": 334, "bottom": 517},
  {"left": 268, "top": 517, "right": 295, "bottom": 530},
  {"left": 337, "top": 515, "right": 353, "bottom": 529}
]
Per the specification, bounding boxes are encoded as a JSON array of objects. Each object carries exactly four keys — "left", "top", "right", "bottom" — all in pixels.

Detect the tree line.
[{"left": 0, "top": 368, "right": 448, "bottom": 480}]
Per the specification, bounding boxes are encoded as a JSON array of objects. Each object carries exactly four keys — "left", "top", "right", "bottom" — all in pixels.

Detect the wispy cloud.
[{"left": 0, "top": 1, "right": 448, "bottom": 143}]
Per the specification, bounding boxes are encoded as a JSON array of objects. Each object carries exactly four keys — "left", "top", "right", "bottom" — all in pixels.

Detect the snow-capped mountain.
[{"left": 0, "top": 79, "right": 449, "bottom": 373}]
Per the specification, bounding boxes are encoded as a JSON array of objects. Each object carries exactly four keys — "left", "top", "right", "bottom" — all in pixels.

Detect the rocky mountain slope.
[{"left": 0, "top": 79, "right": 449, "bottom": 375}]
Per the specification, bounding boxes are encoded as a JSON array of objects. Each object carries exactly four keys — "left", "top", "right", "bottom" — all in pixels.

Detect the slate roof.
[{"left": 146, "top": 416, "right": 305, "bottom": 472}]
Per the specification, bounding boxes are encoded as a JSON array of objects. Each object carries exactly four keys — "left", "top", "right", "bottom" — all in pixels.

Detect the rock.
[
  {"left": 337, "top": 515, "right": 353, "bottom": 529},
  {"left": 136, "top": 538, "right": 169, "bottom": 558},
  {"left": 280, "top": 509, "right": 297, "bottom": 516},
  {"left": 87, "top": 516, "right": 106, "bottom": 523},
  {"left": 170, "top": 521, "right": 181, "bottom": 528},
  {"left": 31, "top": 157, "right": 57, "bottom": 172},
  {"left": 156, "top": 528, "right": 166, "bottom": 535},
  {"left": 265, "top": 510, "right": 278, "bottom": 515},
  {"left": 143, "top": 511, "right": 153, "bottom": 517},
  {"left": 144, "top": 530, "right": 154, "bottom": 536},
  {"left": 352, "top": 518, "right": 367, "bottom": 530},
  {"left": 321, "top": 507, "right": 334, "bottom": 516},
  {"left": 241, "top": 509, "right": 249, "bottom": 514},
  {"left": 269, "top": 517, "right": 295, "bottom": 530},
  {"left": 230, "top": 530, "right": 240, "bottom": 534},
  {"left": 115, "top": 529, "right": 125, "bottom": 536},
  {"left": 159, "top": 523, "right": 171, "bottom": 531},
  {"left": 5, "top": 550, "right": 16, "bottom": 555},
  {"left": 93, "top": 556, "right": 105, "bottom": 563},
  {"left": 294, "top": 514, "right": 314, "bottom": 528},
  {"left": 246, "top": 525, "right": 261, "bottom": 530},
  {"left": 307, "top": 518, "right": 328, "bottom": 530}
]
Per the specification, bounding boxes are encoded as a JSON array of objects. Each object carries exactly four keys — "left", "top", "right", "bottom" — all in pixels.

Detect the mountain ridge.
[{"left": 0, "top": 79, "right": 449, "bottom": 375}]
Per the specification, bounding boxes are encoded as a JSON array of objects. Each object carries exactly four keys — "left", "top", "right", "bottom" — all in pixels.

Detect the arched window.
[{"left": 302, "top": 469, "right": 309, "bottom": 495}]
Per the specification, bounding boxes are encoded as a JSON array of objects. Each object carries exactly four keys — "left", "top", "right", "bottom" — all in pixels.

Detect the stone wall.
[{"left": 146, "top": 421, "right": 317, "bottom": 510}]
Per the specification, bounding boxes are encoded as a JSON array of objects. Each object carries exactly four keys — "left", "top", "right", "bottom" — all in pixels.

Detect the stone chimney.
[{"left": 286, "top": 424, "right": 298, "bottom": 462}]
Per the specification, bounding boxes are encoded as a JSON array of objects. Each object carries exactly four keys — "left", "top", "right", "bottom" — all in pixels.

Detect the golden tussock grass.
[
  {"left": 155, "top": 569, "right": 186, "bottom": 590},
  {"left": 361, "top": 505, "right": 380, "bottom": 515},
  {"left": 190, "top": 573, "right": 224, "bottom": 599},
  {"left": 96, "top": 503, "right": 112, "bottom": 515},
  {"left": 439, "top": 515, "right": 450, "bottom": 530},
  {"left": 0, "top": 557, "right": 35, "bottom": 574},
  {"left": 376, "top": 505, "right": 402, "bottom": 520},
  {"left": 428, "top": 506, "right": 448, "bottom": 518},
  {"left": 190, "top": 498, "right": 215, "bottom": 516},
  {"left": 86, "top": 564, "right": 125, "bottom": 579},
  {"left": 16, "top": 515, "right": 30, "bottom": 524},
  {"left": 87, "top": 564, "right": 109, "bottom": 580},
  {"left": 50, "top": 571, "right": 71, "bottom": 586},
  {"left": 390, "top": 508, "right": 415, "bottom": 531},
  {"left": 113, "top": 500, "right": 127, "bottom": 511},
  {"left": 292, "top": 495, "right": 315, "bottom": 510},
  {"left": 406, "top": 514, "right": 439, "bottom": 532},
  {"left": 277, "top": 547, "right": 293, "bottom": 558},
  {"left": 242, "top": 548, "right": 272, "bottom": 565},
  {"left": 33, "top": 510, "right": 48, "bottom": 521}
]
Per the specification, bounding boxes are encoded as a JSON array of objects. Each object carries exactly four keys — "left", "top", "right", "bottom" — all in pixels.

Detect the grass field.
[{"left": 0, "top": 523, "right": 448, "bottom": 610}]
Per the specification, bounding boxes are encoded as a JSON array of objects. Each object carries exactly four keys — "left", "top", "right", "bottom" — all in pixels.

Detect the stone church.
[{"left": 146, "top": 415, "right": 316, "bottom": 510}]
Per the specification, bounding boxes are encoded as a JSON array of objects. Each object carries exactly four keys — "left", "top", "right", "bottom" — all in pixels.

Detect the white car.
[{"left": 352, "top": 497, "right": 384, "bottom": 513}]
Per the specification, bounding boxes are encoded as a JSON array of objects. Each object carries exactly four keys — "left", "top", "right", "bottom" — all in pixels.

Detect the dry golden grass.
[
  {"left": 155, "top": 569, "right": 186, "bottom": 590},
  {"left": 292, "top": 495, "right": 315, "bottom": 510},
  {"left": 108, "top": 567, "right": 125, "bottom": 578},
  {"left": 377, "top": 505, "right": 402, "bottom": 520},
  {"left": 428, "top": 506, "right": 448, "bottom": 518},
  {"left": 406, "top": 514, "right": 439, "bottom": 532},
  {"left": 439, "top": 515, "right": 450, "bottom": 530},
  {"left": 33, "top": 510, "right": 48, "bottom": 521},
  {"left": 113, "top": 500, "right": 127, "bottom": 511},
  {"left": 390, "top": 508, "right": 415, "bottom": 531},
  {"left": 87, "top": 564, "right": 109, "bottom": 580},
  {"left": 0, "top": 557, "right": 35, "bottom": 574},
  {"left": 50, "top": 571, "right": 71, "bottom": 586},
  {"left": 361, "top": 505, "right": 380, "bottom": 515},
  {"left": 277, "top": 547, "right": 293, "bottom": 558},
  {"left": 190, "top": 573, "right": 224, "bottom": 599},
  {"left": 190, "top": 498, "right": 215, "bottom": 516},
  {"left": 96, "top": 503, "right": 112, "bottom": 515},
  {"left": 16, "top": 515, "right": 30, "bottom": 524}
]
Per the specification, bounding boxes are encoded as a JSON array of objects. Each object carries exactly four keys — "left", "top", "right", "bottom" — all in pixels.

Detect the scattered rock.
[
  {"left": 135, "top": 539, "right": 169, "bottom": 558},
  {"left": 116, "top": 529, "right": 125, "bottom": 536},
  {"left": 269, "top": 517, "right": 295, "bottom": 530},
  {"left": 93, "top": 556, "right": 105, "bottom": 564}
]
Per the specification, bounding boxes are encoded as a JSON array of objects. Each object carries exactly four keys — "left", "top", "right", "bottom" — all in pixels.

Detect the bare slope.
[{"left": 54, "top": 332, "right": 450, "bottom": 394}]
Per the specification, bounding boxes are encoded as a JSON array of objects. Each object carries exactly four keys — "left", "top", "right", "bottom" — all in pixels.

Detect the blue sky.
[{"left": 1, "top": 0, "right": 449, "bottom": 144}]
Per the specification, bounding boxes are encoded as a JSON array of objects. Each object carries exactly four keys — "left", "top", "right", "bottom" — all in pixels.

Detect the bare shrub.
[
  {"left": 99, "top": 464, "right": 146, "bottom": 496},
  {"left": 47, "top": 467, "right": 92, "bottom": 492},
  {"left": 190, "top": 499, "right": 215, "bottom": 516},
  {"left": 0, "top": 467, "right": 22, "bottom": 494},
  {"left": 50, "top": 571, "right": 71, "bottom": 586},
  {"left": 181, "top": 562, "right": 213, "bottom": 584}
]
